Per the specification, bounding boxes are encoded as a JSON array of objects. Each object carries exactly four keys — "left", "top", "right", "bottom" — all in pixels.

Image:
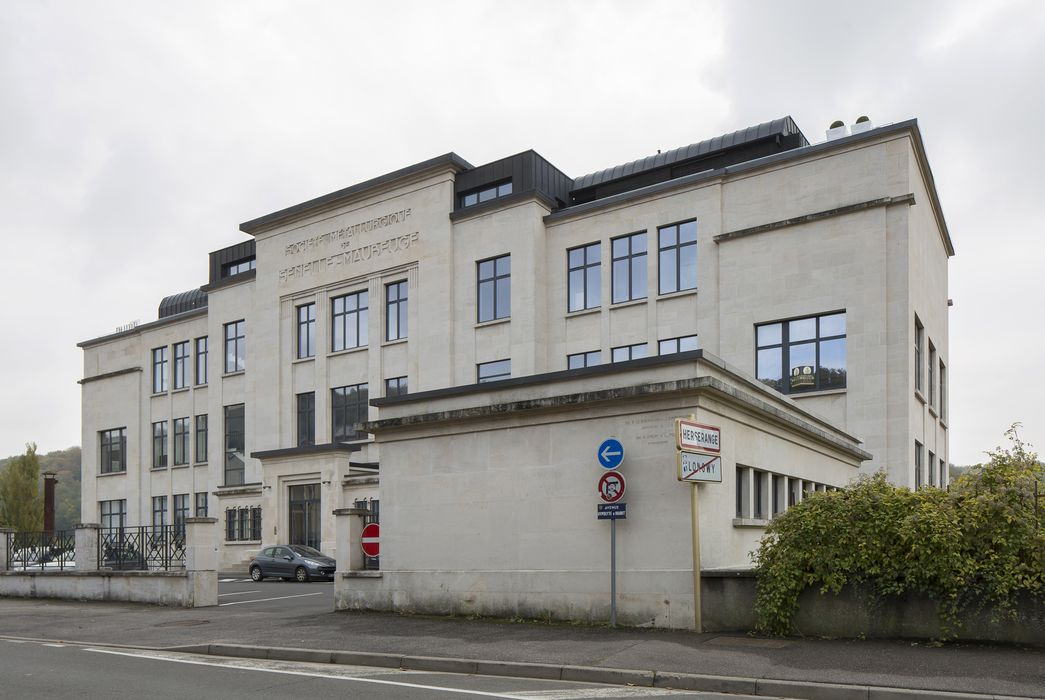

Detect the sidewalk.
[{"left": 0, "top": 596, "right": 1041, "bottom": 698}]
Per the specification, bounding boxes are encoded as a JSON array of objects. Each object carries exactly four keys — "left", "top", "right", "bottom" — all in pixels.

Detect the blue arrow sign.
[{"left": 597, "top": 438, "right": 625, "bottom": 469}]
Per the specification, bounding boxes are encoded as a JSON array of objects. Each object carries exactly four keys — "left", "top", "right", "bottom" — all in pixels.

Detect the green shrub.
[{"left": 753, "top": 426, "right": 1044, "bottom": 636}]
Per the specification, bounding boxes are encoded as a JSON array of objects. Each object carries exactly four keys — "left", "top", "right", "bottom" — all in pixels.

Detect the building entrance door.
[{"left": 288, "top": 484, "right": 321, "bottom": 549}]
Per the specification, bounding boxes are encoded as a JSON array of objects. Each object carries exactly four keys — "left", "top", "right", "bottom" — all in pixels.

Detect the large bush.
[{"left": 753, "top": 427, "right": 1045, "bottom": 636}]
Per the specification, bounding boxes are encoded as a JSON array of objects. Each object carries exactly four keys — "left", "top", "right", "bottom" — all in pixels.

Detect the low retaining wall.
[{"left": 0, "top": 570, "right": 217, "bottom": 607}]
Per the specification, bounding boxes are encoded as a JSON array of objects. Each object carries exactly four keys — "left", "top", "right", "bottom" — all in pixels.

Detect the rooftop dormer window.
[
  {"left": 459, "top": 180, "right": 512, "bottom": 208},
  {"left": 222, "top": 257, "right": 256, "bottom": 278}
]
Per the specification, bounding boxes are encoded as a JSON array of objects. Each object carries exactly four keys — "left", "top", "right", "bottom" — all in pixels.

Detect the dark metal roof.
[
  {"left": 572, "top": 117, "right": 808, "bottom": 192},
  {"left": 158, "top": 288, "right": 208, "bottom": 319}
]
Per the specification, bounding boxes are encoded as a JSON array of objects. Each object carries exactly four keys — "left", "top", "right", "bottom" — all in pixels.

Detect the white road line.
[
  {"left": 218, "top": 592, "right": 324, "bottom": 606},
  {"left": 42, "top": 643, "right": 66, "bottom": 648},
  {"left": 84, "top": 648, "right": 531, "bottom": 699},
  {"left": 217, "top": 590, "right": 261, "bottom": 597},
  {"left": 3, "top": 640, "right": 29, "bottom": 644}
]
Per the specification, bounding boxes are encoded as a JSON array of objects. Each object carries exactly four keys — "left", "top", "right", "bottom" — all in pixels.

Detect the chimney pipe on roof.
[{"left": 826, "top": 120, "right": 848, "bottom": 140}]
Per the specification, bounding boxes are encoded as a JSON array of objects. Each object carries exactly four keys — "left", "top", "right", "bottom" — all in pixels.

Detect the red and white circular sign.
[
  {"left": 597, "top": 471, "right": 626, "bottom": 503},
  {"left": 360, "top": 522, "right": 380, "bottom": 557}
]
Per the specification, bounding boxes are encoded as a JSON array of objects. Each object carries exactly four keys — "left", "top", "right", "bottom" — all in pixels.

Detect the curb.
[{"left": 165, "top": 643, "right": 1042, "bottom": 700}]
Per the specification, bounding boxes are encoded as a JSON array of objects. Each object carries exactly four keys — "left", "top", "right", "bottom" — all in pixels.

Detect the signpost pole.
[
  {"left": 610, "top": 516, "right": 617, "bottom": 628},
  {"left": 691, "top": 481, "right": 702, "bottom": 632}
]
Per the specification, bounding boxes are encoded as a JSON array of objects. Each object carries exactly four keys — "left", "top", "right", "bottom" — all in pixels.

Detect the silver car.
[{"left": 249, "top": 545, "right": 336, "bottom": 582}]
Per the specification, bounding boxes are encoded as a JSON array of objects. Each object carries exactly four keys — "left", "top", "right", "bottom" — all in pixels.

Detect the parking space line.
[
  {"left": 217, "top": 590, "right": 261, "bottom": 597},
  {"left": 218, "top": 592, "right": 324, "bottom": 606}
]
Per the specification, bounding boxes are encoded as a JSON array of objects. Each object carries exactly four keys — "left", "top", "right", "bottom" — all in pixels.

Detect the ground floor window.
[
  {"left": 100, "top": 499, "right": 127, "bottom": 529},
  {"left": 225, "top": 506, "right": 262, "bottom": 541}
]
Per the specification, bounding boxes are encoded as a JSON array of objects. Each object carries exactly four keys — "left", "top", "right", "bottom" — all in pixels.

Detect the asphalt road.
[
  {"left": 0, "top": 638, "right": 742, "bottom": 699},
  {"left": 217, "top": 574, "right": 333, "bottom": 614}
]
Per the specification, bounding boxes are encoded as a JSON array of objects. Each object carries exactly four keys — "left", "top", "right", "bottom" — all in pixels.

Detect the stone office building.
[{"left": 79, "top": 115, "right": 952, "bottom": 623}]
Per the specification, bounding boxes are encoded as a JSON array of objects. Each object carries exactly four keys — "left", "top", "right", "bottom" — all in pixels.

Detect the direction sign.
[
  {"left": 676, "top": 419, "right": 721, "bottom": 454},
  {"left": 597, "top": 470, "right": 626, "bottom": 502},
  {"left": 677, "top": 451, "right": 723, "bottom": 483},
  {"left": 597, "top": 502, "right": 627, "bottom": 520},
  {"left": 360, "top": 522, "right": 380, "bottom": 558},
  {"left": 597, "top": 438, "right": 625, "bottom": 469}
]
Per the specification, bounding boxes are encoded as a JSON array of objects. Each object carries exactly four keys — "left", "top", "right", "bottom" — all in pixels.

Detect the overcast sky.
[{"left": 1, "top": 1, "right": 1042, "bottom": 465}]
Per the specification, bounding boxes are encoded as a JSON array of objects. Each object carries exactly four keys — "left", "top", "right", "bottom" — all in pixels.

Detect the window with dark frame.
[
  {"left": 477, "top": 359, "right": 511, "bottom": 383},
  {"left": 238, "top": 508, "right": 250, "bottom": 541},
  {"left": 567, "top": 350, "right": 601, "bottom": 369},
  {"left": 928, "top": 340, "right": 936, "bottom": 407},
  {"left": 658, "top": 220, "right": 697, "bottom": 295},
  {"left": 332, "top": 290, "right": 369, "bottom": 352},
  {"left": 152, "top": 495, "right": 168, "bottom": 528},
  {"left": 99, "top": 428, "right": 126, "bottom": 474},
  {"left": 297, "top": 392, "right": 315, "bottom": 447},
  {"left": 224, "top": 320, "right": 246, "bottom": 373},
  {"left": 611, "top": 343, "right": 648, "bottom": 362},
  {"left": 173, "top": 341, "right": 190, "bottom": 389},
  {"left": 195, "top": 414, "right": 208, "bottom": 463},
  {"left": 914, "top": 316, "right": 924, "bottom": 393},
  {"left": 173, "top": 494, "right": 190, "bottom": 535},
  {"left": 459, "top": 180, "right": 512, "bottom": 208},
  {"left": 224, "top": 404, "right": 245, "bottom": 486},
  {"left": 100, "top": 499, "right": 127, "bottom": 529},
  {"left": 567, "top": 242, "right": 601, "bottom": 312},
  {"left": 297, "top": 303, "right": 316, "bottom": 359},
  {"left": 173, "top": 417, "right": 190, "bottom": 466},
  {"left": 611, "top": 232, "right": 647, "bottom": 303},
  {"left": 152, "top": 420, "right": 168, "bottom": 468},
  {"left": 225, "top": 509, "right": 236, "bottom": 541},
  {"left": 477, "top": 254, "right": 511, "bottom": 322},
  {"left": 385, "top": 376, "right": 408, "bottom": 397},
  {"left": 195, "top": 337, "right": 208, "bottom": 385},
  {"left": 755, "top": 312, "right": 846, "bottom": 394},
  {"left": 915, "top": 441, "right": 924, "bottom": 489},
  {"left": 928, "top": 451, "right": 936, "bottom": 487},
  {"left": 658, "top": 335, "right": 699, "bottom": 355},
  {"left": 222, "top": 257, "right": 255, "bottom": 278},
  {"left": 152, "top": 346, "right": 168, "bottom": 393},
  {"left": 332, "top": 383, "right": 368, "bottom": 442},
  {"left": 940, "top": 361, "right": 947, "bottom": 421},
  {"left": 194, "top": 492, "right": 208, "bottom": 517},
  {"left": 386, "top": 281, "right": 407, "bottom": 341}
]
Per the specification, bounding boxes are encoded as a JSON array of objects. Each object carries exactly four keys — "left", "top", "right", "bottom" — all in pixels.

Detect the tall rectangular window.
[
  {"left": 567, "top": 350, "right": 601, "bottom": 369},
  {"left": 152, "top": 420, "right": 168, "bottom": 468},
  {"left": 658, "top": 220, "right": 697, "bottom": 295},
  {"left": 194, "top": 492, "right": 208, "bottom": 517},
  {"left": 914, "top": 317, "right": 924, "bottom": 393},
  {"left": 928, "top": 451, "right": 936, "bottom": 487},
  {"left": 173, "top": 341, "right": 190, "bottom": 389},
  {"left": 386, "top": 281, "right": 408, "bottom": 341},
  {"left": 477, "top": 254, "right": 511, "bottom": 322},
  {"left": 940, "top": 361, "right": 947, "bottom": 421},
  {"left": 224, "top": 404, "right": 245, "bottom": 486},
  {"left": 756, "top": 312, "right": 846, "bottom": 394},
  {"left": 99, "top": 499, "right": 127, "bottom": 529},
  {"left": 659, "top": 335, "right": 699, "bottom": 355},
  {"left": 385, "top": 376, "right": 408, "bottom": 397},
  {"left": 928, "top": 340, "right": 936, "bottom": 407},
  {"left": 297, "top": 392, "right": 315, "bottom": 447},
  {"left": 332, "top": 290, "right": 369, "bottom": 351},
  {"left": 173, "top": 417, "right": 190, "bottom": 466},
  {"left": 195, "top": 337, "right": 208, "bottom": 385},
  {"left": 915, "top": 441, "right": 924, "bottom": 489},
  {"left": 195, "top": 414, "right": 208, "bottom": 463},
  {"left": 611, "top": 343, "right": 648, "bottom": 362},
  {"left": 224, "top": 320, "right": 245, "bottom": 373},
  {"left": 152, "top": 495, "right": 168, "bottom": 528},
  {"left": 611, "top": 232, "right": 647, "bottom": 303},
  {"left": 297, "top": 303, "right": 316, "bottom": 359},
  {"left": 173, "top": 494, "right": 190, "bottom": 535},
  {"left": 567, "top": 242, "right": 601, "bottom": 312},
  {"left": 99, "top": 428, "right": 126, "bottom": 474},
  {"left": 477, "top": 359, "right": 511, "bottom": 383},
  {"left": 152, "top": 346, "right": 168, "bottom": 393},
  {"left": 332, "top": 383, "right": 368, "bottom": 442}
]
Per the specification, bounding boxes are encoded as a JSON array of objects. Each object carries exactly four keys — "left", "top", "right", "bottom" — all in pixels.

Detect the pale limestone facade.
[{"left": 79, "top": 117, "right": 952, "bottom": 616}]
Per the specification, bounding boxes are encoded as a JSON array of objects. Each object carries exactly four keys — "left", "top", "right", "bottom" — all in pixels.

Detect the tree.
[{"left": 0, "top": 443, "right": 44, "bottom": 532}]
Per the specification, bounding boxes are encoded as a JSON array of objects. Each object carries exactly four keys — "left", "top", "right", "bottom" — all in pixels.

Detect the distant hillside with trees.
[{"left": 0, "top": 446, "right": 81, "bottom": 531}]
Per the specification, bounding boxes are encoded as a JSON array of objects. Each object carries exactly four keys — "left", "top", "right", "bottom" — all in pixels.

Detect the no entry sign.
[
  {"left": 360, "top": 522, "right": 380, "bottom": 558},
  {"left": 597, "top": 471, "right": 626, "bottom": 503}
]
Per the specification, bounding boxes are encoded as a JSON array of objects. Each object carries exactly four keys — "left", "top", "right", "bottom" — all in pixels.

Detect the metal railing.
[
  {"left": 7, "top": 530, "right": 75, "bottom": 571},
  {"left": 98, "top": 526, "right": 185, "bottom": 571}
]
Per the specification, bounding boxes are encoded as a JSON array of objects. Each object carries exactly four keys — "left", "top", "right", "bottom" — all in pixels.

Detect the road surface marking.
[
  {"left": 217, "top": 590, "right": 261, "bottom": 597},
  {"left": 218, "top": 592, "right": 324, "bottom": 606},
  {"left": 42, "top": 643, "right": 66, "bottom": 648},
  {"left": 84, "top": 648, "right": 532, "bottom": 698}
]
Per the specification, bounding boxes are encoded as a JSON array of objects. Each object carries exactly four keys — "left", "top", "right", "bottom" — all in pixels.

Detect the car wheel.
[
  {"left": 294, "top": 566, "right": 309, "bottom": 583},
  {"left": 250, "top": 566, "right": 264, "bottom": 582}
]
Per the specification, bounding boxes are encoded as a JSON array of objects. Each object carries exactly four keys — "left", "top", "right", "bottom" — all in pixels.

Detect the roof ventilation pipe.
[
  {"left": 850, "top": 115, "right": 873, "bottom": 135},
  {"left": 826, "top": 120, "right": 848, "bottom": 140}
]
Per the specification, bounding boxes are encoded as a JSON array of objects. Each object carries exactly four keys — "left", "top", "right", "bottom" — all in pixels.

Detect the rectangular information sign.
[
  {"left": 597, "top": 502, "right": 627, "bottom": 519},
  {"left": 676, "top": 419, "right": 721, "bottom": 453},
  {"left": 677, "top": 451, "right": 723, "bottom": 483}
]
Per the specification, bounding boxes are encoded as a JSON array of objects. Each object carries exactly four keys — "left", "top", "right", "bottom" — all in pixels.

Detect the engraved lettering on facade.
[
  {"left": 279, "top": 231, "right": 421, "bottom": 283},
  {"left": 283, "top": 208, "right": 412, "bottom": 257}
]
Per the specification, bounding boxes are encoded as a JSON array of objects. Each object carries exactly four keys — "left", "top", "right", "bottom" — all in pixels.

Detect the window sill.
[
  {"left": 150, "top": 391, "right": 168, "bottom": 398},
  {"left": 171, "top": 464, "right": 190, "bottom": 470},
  {"left": 151, "top": 467, "right": 168, "bottom": 472},
  {"left": 939, "top": 418, "right": 948, "bottom": 430},
  {"left": 193, "top": 462, "right": 208, "bottom": 467},
  {"left": 194, "top": 382, "right": 208, "bottom": 388},
  {"left": 566, "top": 307, "right": 601, "bottom": 319},
  {"left": 475, "top": 317, "right": 510, "bottom": 329},
  {"left": 733, "top": 517, "right": 771, "bottom": 528},
  {"left": 657, "top": 288, "right": 697, "bottom": 301},
  {"left": 223, "top": 540, "right": 261, "bottom": 546},
  {"left": 382, "top": 338, "right": 408, "bottom": 348},
  {"left": 914, "top": 389, "right": 926, "bottom": 404},
  {"left": 293, "top": 356, "right": 316, "bottom": 364},
  {"left": 97, "top": 471, "right": 126, "bottom": 478},
  {"left": 330, "top": 345, "right": 368, "bottom": 358},
  {"left": 223, "top": 370, "right": 245, "bottom": 378},
  {"left": 171, "top": 387, "right": 190, "bottom": 394},
  {"left": 788, "top": 387, "right": 847, "bottom": 399},
  {"left": 928, "top": 404, "right": 938, "bottom": 419},
  {"left": 610, "top": 298, "right": 648, "bottom": 310}
]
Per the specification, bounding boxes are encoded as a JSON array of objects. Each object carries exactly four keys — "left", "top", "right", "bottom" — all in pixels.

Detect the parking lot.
[{"left": 217, "top": 573, "right": 334, "bottom": 613}]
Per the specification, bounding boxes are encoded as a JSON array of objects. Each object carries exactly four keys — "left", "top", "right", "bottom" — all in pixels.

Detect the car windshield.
[{"left": 289, "top": 545, "right": 324, "bottom": 557}]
